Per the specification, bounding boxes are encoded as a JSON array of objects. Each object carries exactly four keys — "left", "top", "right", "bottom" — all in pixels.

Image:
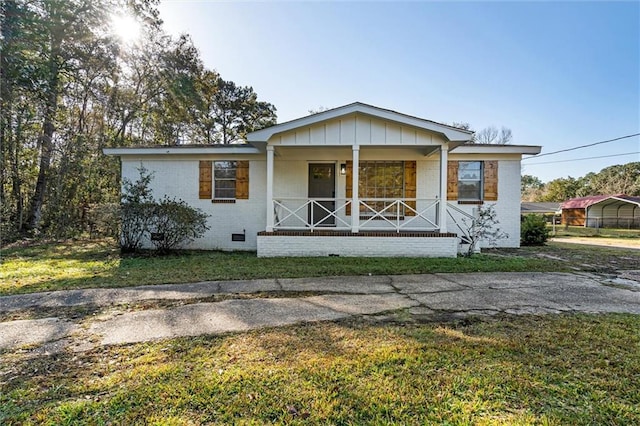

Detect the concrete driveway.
[{"left": 1, "top": 272, "right": 639, "bottom": 353}]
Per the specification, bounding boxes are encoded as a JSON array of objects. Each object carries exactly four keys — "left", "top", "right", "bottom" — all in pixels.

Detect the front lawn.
[
  {"left": 2, "top": 238, "right": 640, "bottom": 296},
  {"left": 0, "top": 239, "right": 573, "bottom": 296},
  {"left": 1, "top": 314, "right": 638, "bottom": 424}
]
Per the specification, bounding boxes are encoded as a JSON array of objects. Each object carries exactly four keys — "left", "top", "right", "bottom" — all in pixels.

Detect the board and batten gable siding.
[
  {"left": 121, "top": 158, "right": 266, "bottom": 251},
  {"left": 270, "top": 114, "right": 448, "bottom": 146}
]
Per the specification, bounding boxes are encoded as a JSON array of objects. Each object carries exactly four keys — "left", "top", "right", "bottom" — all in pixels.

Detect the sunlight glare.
[{"left": 111, "top": 13, "right": 141, "bottom": 44}]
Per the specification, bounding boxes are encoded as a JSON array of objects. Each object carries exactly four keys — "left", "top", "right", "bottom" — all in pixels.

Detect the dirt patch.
[
  {"left": 487, "top": 243, "right": 640, "bottom": 274},
  {"left": 550, "top": 237, "right": 640, "bottom": 250}
]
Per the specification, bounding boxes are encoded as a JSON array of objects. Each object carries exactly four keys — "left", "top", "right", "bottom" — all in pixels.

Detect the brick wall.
[{"left": 257, "top": 235, "right": 458, "bottom": 257}]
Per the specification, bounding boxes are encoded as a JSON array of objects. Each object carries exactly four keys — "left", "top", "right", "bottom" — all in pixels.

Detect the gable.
[
  {"left": 247, "top": 102, "right": 473, "bottom": 145},
  {"left": 268, "top": 114, "right": 450, "bottom": 147}
]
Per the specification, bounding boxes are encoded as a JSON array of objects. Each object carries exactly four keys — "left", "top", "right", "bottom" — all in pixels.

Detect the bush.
[
  {"left": 460, "top": 204, "right": 508, "bottom": 257},
  {"left": 120, "top": 165, "right": 156, "bottom": 253},
  {"left": 119, "top": 165, "right": 210, "bottom": 254},
  {"left": 149, "top": 197, "right": 210, "bottom": 254},
  {"left": 521, "top": 214, "right": 550, "bottom": 246}
]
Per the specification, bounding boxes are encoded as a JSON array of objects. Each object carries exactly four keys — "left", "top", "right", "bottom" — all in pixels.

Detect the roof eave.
[
  {"left": 452, "top": 144, "right": 542, "bottom": 155},
  {"left": 103, "top": 145, "right": 264, "bottom": 156}
]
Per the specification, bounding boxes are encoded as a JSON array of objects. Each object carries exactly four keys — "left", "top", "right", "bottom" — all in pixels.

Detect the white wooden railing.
[
  {"left": 273, "top": 198, "right": 352, "bottom": 231},
  {"left": 273, "top": 198, "right": 442, "bottom": 232},
  {"left": 358, "top": 198, "right": 440, "bottom": 232},
  {"left": 446, "top": 202, "right": 476, "bottom": 243}
]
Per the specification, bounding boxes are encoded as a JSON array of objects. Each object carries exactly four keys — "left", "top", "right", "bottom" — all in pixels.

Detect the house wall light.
[{"left": 340, "top": 163, "right": 347, "bottom": 175}]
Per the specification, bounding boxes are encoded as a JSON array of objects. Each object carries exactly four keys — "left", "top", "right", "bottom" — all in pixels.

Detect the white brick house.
[{"left": 104, "top": 102, "right": 540, "bottom": 257}]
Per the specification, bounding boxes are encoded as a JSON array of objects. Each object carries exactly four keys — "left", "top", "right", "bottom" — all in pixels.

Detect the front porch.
[
  {"left": 257, "top": 142, "right": 481, "bottom": 257},
  {"left": 247, "top": 103, "right": 481, "bottom": 257},
  {"left": 257, "top": 142, "right": 480, "bottom": 256}
]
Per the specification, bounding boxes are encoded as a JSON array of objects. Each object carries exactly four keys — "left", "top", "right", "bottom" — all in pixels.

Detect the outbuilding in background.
[{"left": 560, "top": 195, "right": 640, "bottom": 229}]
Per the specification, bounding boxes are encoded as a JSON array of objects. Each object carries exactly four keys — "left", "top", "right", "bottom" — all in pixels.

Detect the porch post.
[
  {"left": 351, "top": 145, "right": 360, "bottom": 233},
  {"left": 439, "top": 145, "right": 448, "bottom": 233},
  {"left": 266, "top": 145, "right": 274, "bottom": 232}
]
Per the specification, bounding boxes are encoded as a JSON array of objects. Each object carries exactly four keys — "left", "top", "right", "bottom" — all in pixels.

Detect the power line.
[
  {"left": 525, "top": 151, "right": 640, "bottom": 166},
  {"left": 522, "top": 133, "right": 640, "bottom": 160}
]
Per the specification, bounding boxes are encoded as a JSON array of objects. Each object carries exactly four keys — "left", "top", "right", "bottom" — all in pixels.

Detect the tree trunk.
[
  {"left": 25, "top": 40, "right": 60, "bottom": 232},
  {"left": 11, "top": 114, "right": 23, "bottom": 232}
]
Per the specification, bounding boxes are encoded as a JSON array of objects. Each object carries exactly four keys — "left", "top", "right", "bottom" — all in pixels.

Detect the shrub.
[
  {"left": 459, "top": 204, "right": 508, "bottom": 257},
  {"left": 148, "top": 197, "right": 210, "bottom": 254},
  {"left": 120, "top": 165, "right": 156, "bottom": 253},
  {"left": 521, "top": 214, "right": 550, "bottom": 246}
]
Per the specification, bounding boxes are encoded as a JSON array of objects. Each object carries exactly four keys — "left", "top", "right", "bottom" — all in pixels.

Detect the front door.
[{"left": 308, "top": 163, "right": 335, "bottom": 226}]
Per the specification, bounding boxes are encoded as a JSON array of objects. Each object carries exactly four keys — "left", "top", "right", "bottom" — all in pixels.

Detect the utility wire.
[
  {"left": 523, "top": 133, "right": 640, "bottom": 160},
  {"left": 525, "top": 151, "right": 640, "bottom": 166}
]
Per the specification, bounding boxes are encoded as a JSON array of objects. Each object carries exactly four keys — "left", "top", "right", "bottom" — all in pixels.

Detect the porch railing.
[
  {"left": 273, "top": 198, "right": 352, "bottom": 231},
  {"left": 446, "top": 202, "right": 477, "bottom": 243},
  {"left": 358, "top": 198, "right": 440, "bottom": 232},
  {"left": 272, "top": 198, "right": 441, "bottom": 232}
]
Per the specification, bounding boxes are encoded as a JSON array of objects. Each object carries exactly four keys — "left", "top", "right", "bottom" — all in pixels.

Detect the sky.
[{"left": 156, "top": 0, "right": 640, "bottom": 183}]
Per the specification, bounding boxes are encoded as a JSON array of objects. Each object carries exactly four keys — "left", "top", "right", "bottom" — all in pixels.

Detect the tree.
[
  {"left": 521, "top": 174, "right": 545, "bottom": 201},
  {"left": 196, "top": 73, "right": 276, "bottom": 144},
  {"left": 151, "top": 34, "right": 204, "bottom": 145},
  {"left": 521, "top": 174, "right": 544, "bottom": 193},
  {"left": 308, "top": 106, "right": 330, "bottom": 114},
  {"left": 579, "top": 162, "right": 640, "bottom": 196},
  {"left": 20, "top": 0, "right": 113, "bottom": 232},
  {"left": 524, "top": 162, "right": 640, "bottom": 203},
  {"left": 450, "top": 122, "right": 513, "bottom": 144},
  {"left": 539, "top": 177, "right": 581, "bottom": 202},
  {"left": 475, "top": 126, "right": 512, "bottom": 144},
  {"left": 0, "top": 0, "right": 277, "bottom": 243}
]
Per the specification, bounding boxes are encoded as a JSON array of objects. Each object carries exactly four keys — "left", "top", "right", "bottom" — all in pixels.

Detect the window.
[
  {"left": 214, "top": 161, "right": 237, "bottom": 199},
  {"left": 458, "top": 161, "right": 482, "bottom": 200},
  {"left": 359, "top": 161, "right": 404, "bottom": 214},
  {"left": 199, "top": 160, "right": 249, "bottom": 201}
]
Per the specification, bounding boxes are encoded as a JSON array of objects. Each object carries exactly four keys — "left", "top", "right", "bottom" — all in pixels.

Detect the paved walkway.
[{"left": 1, "top": 272, "right": 639, "bottom": 354}]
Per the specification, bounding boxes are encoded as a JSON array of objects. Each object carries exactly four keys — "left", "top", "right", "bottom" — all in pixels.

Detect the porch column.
[
  {"left": 439, "top": 145, "right": 448, "bottom": 233},
  {"left": 351, "top": 145, "right": 360, "bottom": 233},
  {"left": 266, "top": 145, "right": 274, "bottom": 232}
]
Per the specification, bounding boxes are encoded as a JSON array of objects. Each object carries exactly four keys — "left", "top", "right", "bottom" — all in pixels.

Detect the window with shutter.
[
  {"left": 199, "top": 160, "right": 250, "bottom": 202},
  {"left": 199, "top": 161, "right": 212, "bottom": 199},
  {"left": 447, "top": 161, "right": 458, "bottom": 200},
  {"left": 236, "top": 161, "right": 249, "bottom": 199},
  {"left": 458, "top": 161, "right": 483, "bottom": 201},
  {"left": 447, "top": 160, "right": 498, "bottom": 202},
  {"left": 483, "top": 160, "right": 498, "bottom": 201}
]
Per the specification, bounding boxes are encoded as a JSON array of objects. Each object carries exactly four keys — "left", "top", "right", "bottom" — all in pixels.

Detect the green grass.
[
  {"left": 549, "top": 225, "right": 640, "bottom": 238},
  {"left": 2, "top": 314, "right": 639, "bottom": 425},
  {"left": 0, "top": 239, "right": 575, "bottom": 296}
]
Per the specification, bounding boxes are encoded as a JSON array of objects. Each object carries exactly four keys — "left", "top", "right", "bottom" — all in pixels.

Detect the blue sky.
[{"left": 157, "top": 1, "right": 640, "bottom": 182}]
